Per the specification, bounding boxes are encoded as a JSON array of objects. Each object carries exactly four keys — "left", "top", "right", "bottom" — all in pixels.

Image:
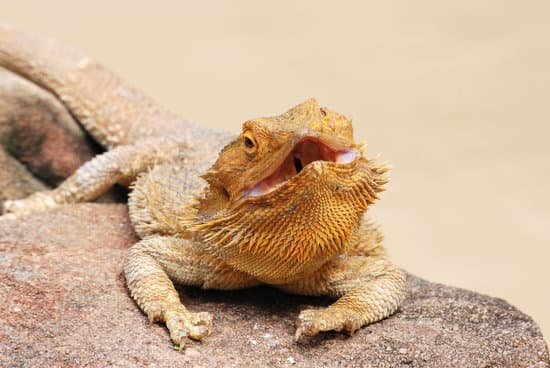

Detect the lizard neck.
[
  {"left": 184, "top": 163, "right": 382, "bottom": 284},
  {"left": 180, "top": 154, "right": 388, "bottom": 284}
]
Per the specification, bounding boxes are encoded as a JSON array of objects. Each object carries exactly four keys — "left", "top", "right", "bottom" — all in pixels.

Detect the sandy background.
[{"left": 3, "top": 1, "right": 549, "bottom": 341}]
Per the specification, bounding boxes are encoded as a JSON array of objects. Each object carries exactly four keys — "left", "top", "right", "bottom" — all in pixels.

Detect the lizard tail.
[{"left": 0, "top": 25, "right": 180, "bottom": 150}]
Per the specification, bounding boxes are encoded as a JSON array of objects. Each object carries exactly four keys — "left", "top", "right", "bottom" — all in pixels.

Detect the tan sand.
[{"left": 3, "top": 1, "right": 549, "bottom": 340}]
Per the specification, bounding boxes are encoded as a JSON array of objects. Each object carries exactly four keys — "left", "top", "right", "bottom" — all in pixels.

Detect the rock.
[
  {"left": 0, "top": 67, "right": 98, "bottom": 185},
  {"left": 0, "top": 146, "right": 47, "bottom": 202},
  {"left": 0, "top": 204, "right": 548, "bottom": 367},
  {"left": 0, "top": 68, "right": 128, "bottom": 206}
]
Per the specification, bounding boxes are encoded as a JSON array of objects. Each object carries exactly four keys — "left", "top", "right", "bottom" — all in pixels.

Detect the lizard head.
[
  {"left": 187, "top": 99, "right": 389, "bottom": 282},
  {"left": 206, "top": 98, "right": 364, "bottom": 199}
]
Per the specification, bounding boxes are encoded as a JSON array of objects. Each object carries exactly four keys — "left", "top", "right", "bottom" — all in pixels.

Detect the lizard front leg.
[
  {"left": 279, "top": 255, "right": 407, "bottom": 340},
  {"left": 1, "top": 138, "right": 183, "bottom": 218},
  {"left": 124, "top": 235, "right": 258, "bottom": 348}
]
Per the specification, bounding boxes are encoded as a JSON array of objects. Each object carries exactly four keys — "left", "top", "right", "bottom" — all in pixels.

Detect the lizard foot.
[
  {"left": 2, "top": 191, "right": 59, "bottom": 218},
  {"left": 148, "top": 305, "right": 213, "bottom": 348},
  {"left": 295, "top": 307, "right": 362, "bottom": 341}
]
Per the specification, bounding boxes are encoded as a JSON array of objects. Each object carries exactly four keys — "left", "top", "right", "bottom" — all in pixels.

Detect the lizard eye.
[{"left": 243, "top": 132, "right": 257, "bottom": 151}]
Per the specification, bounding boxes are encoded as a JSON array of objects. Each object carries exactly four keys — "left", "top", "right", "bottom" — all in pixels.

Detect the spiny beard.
[{"left": 180, "top": 158, "right": 389, "bottom": 282}]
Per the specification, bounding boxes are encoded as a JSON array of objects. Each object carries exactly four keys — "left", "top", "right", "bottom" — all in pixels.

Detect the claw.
[
  {"left": 294, "top": 327, "right": 304, "bottom": 342},
  {"left": 0, "top": 213, "right": 17, "bottom": 222}
]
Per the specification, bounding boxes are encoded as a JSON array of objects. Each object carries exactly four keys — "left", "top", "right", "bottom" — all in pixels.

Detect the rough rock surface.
[
  {"left": 0, "top": 67, "right": 97, "bottom": 185},
  {"left": 0, "top": 68, "right": 127, "bottom": 206},
  {"left": 0, "top": 204, "right": 548, "bottom": 368},
  {"left": 0, "top": 146, "right": 47, "bottom": 202}
]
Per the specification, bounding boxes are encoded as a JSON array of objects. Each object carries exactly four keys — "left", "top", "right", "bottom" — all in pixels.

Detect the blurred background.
[{"left": 3, "top": 1, "right": 549, "bottom": 340}]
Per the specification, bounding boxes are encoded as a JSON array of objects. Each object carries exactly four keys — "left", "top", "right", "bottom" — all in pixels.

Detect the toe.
[
  {"left": 146, "top": 305, "right": 163, "bottom": 324},
  {"left": 296, "top": 307, "right": 362, "bottom": 339},
  {"left": 295, "top": 309, "right": 321, "bottom": 339},
  {"left": 187, "top": 312, "right": 213, "bottom": 340},
  {"left": 165, "top": 310, "right": 213, "bottom": 346},
  {"left": 170, "top": 326, "right": 189, "bottom": 348}
]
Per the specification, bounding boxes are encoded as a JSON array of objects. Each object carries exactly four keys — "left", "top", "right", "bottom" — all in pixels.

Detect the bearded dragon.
[{"left": 0, "top": 26, "right": 407, "bottom": 348}]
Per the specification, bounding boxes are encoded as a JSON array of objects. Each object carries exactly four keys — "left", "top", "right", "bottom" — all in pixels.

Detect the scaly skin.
[{"left": 0, "top": 26, "right": 407, "bottom": 348}]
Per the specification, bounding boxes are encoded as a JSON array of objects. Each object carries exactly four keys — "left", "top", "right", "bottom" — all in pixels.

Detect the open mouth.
[{"left": 245, "top": 137, "right": 358, "bottom": 197}]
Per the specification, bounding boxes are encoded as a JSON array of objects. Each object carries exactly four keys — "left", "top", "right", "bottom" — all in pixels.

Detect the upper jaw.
[{"left": 244, "top": 133, "right": 359, "bottom": 198}]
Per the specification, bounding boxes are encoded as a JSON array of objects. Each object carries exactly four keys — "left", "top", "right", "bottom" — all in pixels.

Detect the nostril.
[{"left": 294, "top": 156, "right": 303, "bottom": 173}]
